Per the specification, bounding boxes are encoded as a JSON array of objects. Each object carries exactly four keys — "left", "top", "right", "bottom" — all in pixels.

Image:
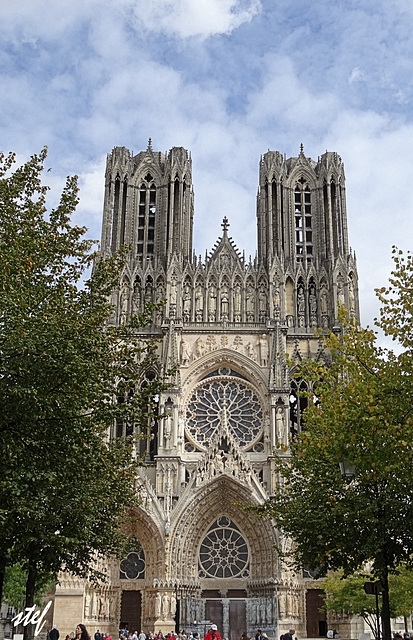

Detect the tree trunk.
[
  {"left": 381, "top": 569, "right": 391, "bottom": 640},
  {"left": 0, "top": 566, "right": 4, "bottom": 607},
  {"left": 24, "top": 563, "right": 37, "bottom": 640}
]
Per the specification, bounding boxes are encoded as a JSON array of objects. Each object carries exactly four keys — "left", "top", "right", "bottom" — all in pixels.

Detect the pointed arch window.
[
  {"left": 289, "top": 379, "right": 308, "bottom": 437},
  {"left": 137, "top": 178, "right": 157, "bottom": 258},
  {"left": 294, "top": 180, "right": 313, "bottom": 261}
]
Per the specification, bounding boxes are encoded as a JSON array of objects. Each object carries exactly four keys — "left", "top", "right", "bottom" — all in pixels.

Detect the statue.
[
  {"left": 246, "top": 284, "right": 255, "bottom": 320},
  {"left": 297, "top": 285, "right": 305, "bottom": 313},
  {"left": 195, "top": 284, "right": 204, "bottom": 320},
  {"left": 259, "top": 335, "right": 269, "bottom": 366},
  {"left": 180, "top": 338, "right": 191, "bottom": 365},
  {"left": 276, "top": 405, "right": 286, "bottom": 444},
  {"left": 259, "top": 283, "right": 267, "bottom": 318},
  {"left": 208, "top": 283, "right": 217, "bottom": 320},
  {"left": 183, "top": 283, "right": 191, "bottom": 319},
  {"left": 234, "top": 283, "right": 241, "bottom": 313},
  {"left": 119, "top": 286, "right": 129, "bottom": 325},
  {"left": 221, "top": 285, "right": 229, "bottom": 316},
  {"left": 349, "top": 278, "right": 356, "bottom": 315},
  {"left": 320, "top": 282, "right": 328, "bottom": 314}
]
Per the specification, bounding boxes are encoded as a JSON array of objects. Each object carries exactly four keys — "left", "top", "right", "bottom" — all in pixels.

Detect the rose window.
[
  {"left": 198, "top": 516, "right": 250, "bottom": 579},
  {"left": 185, "top": 375, "right": 263, "bottom": 451},
  {"left": 119, "top": 541, "right": 145, "bottom": 580}
]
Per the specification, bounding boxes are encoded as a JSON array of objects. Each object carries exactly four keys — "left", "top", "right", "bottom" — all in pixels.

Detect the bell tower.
[
  {"left": 101, "top": 139, "right": 194, "bottom": 268},
  {"left": 257, "top": 145, "right": 358, "bottom": 326}
]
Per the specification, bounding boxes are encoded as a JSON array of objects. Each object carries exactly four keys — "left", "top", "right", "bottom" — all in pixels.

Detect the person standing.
[
  {"left": 283, "top": 629, "right": 295, "bottom": 640},
  {"left": 50, "top": 626, "right": 60, "bottom": 640},
  {"left": 204, "top": 625, "right": 221, "bottom": 640}
]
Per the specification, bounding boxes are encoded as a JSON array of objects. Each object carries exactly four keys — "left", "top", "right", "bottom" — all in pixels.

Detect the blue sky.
[{"left": 1, "top": 0, "right": 413, "bottom": 334}]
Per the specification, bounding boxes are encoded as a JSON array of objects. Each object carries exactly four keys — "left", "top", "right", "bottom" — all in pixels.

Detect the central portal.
[{"left": 204, "top": 599, "right": 247, "bottom": 640}]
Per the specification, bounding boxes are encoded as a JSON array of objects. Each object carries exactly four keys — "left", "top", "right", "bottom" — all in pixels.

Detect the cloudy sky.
[{"left": 1, "top": 0, "right": 413, "bottom": 335}]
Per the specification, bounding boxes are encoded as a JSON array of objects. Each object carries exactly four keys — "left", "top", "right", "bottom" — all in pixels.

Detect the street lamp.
[{"left": 339, "top": 459, "right": 356, "bottom": 481}]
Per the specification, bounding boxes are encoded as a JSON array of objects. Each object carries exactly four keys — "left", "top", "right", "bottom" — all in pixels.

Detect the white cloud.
[
  {"left": 348, "top": 67, "right": 364, "bottom": 84},
  {"left": 128, "top": 0, "right": 262, "bottom": 39}
]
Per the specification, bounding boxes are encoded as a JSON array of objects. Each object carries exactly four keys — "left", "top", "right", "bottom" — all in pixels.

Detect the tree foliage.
[
  {"left": 0, "top": 149, "right": 171, "bottom": 616},
  {"left": 322, "top": 568, "right": 413, "bottom": 639},
  {"left": 253, "top": 248, "right": 413, "bottom": 640}
]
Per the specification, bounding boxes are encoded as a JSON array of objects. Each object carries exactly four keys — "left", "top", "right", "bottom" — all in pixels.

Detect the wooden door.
[
  {"left": 306, "top": 589, "right": 326, "bottom": 638},
  {"left": 120, "top": 590, "right": 142, "bottom": 634},
  {"left": 229, "top": 600, "right": 246, "bottom": 640}
]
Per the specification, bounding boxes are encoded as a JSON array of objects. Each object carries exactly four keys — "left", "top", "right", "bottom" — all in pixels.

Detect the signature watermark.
[{"left": 12, "top": 601, "right": 52, "bottom": 636}]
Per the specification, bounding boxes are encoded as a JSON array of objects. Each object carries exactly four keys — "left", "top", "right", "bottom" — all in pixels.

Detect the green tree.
[
  {"left": 253, "top": 249, "right": 413, "bottom": 640},
  {"left": 322, "top": 569, "right": 413, "bottom": 640},
  {"left": 3, "top": 564, "right": 55, "bottom": 610},
  {"left": 0, "top": 149, "right": 171, "bottom": 635}
]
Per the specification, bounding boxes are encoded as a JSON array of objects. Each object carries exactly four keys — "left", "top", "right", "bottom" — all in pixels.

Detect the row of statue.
[
  {"left": 116, "top": 275, "right": 356, "bottom": 325},
  {"left": 84, "top": 590, "right": 118, "bottom": 622},
  {"left": 248, "top": 598, "right": 275, "bottom": 626}
]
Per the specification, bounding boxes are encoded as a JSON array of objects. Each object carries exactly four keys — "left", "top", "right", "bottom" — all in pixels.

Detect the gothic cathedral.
[{"left": 53, "top": 142, "right": 360, "bottom": 640}]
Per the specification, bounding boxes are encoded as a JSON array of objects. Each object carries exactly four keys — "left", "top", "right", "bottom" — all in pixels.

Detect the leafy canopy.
[
  {"left": 322, "top": 568, "right": 413, "bottom": 639},
  {"left": 0, "top": 149, "right": 171, "bottom": 598},
  {"left": 254, "top": 248, "right": 413, "bottom": 586}
]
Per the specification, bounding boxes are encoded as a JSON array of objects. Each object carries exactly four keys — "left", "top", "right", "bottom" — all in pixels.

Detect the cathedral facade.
[{"left": 53, "top": 142, "right": 360, "bottom": 640}]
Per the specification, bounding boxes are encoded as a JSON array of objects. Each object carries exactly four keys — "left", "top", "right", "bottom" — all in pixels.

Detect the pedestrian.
[
  {"left": 283, "top": 629, "right": 296, "bottom": 640},
  {"left": 204, "top": 625, "right": 222, "bottom": 640},
  {"left": 50, "top": 626, "right": 60, "bottom": 640},
  {"left": 255, "top": 630, "right": 262, "bottom": 640},
  {"left": 94, "top": 631, "right": 101, "bottom": 640},
  {"left": 75, "top": 625, "right": 90, "bottom": 640}
]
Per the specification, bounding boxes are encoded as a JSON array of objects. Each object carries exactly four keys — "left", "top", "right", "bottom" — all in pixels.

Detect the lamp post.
[{"left": 339, "top": 460, "right": 391, "bottom": 640}]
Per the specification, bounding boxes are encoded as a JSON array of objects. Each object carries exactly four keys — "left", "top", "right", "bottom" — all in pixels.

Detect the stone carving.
[
  {"left": 84, "top": 592, "right": 91, "bottom": 618},
  {"left": 245, "top": 341, "right": 255, "bottom": 359},
  {"left": 234, "top": 283, "right": 241, "bottom": 318},
  {"left": 246, "top": 284, "right": 255, "bottom": 321},
  {"left": 169, "top": 274, "right": 177, "bottom": 317},
  {"left": 320, "top": 282, "right": 328, "bottom": 314},
  {"left": 183, "top": 283, "right": 191, "bottom": 321},
  {"left": 162, "top": 593, "right": 169, "bottom": 618},
  {"left": 258, "top": 283, "right": 267, "bottom": 320},
  {"left": 180, "top": 338, "right": 191, "bottom": 365},
  {"left": 155, "top": 280, "right": 166, "bottom": 321},
  {"left": 309, "top": 285, "right": 317, "bottom": 326},
  {"left": 297, "top": 284, "right": 305, "bottom": 326},
  {"left": 276, "top": 405, "right": 286, "bottom": 444},
  {"left": 259, "top": 335, "right": 269, "bottom": 366},
  {"left": 132, "top": 283, "right": 141, "bottom": 315},
  {"left": 206, "top": 334, "right": 217, "bottom": 351},
  {"left": 170, "top": 593, "right": 176, "bottom": 616},
  {"left": 337, "top": 279, "right": 345, "bottom": 306},
  {"left": 155, "top": 592, "right": 162, "bottom": 618},
  {"left": 208, "top": 283, "right": 217, "bottom": 320},
  {"left": 221, "top": 284, "right": 229, "bottom": 318},
  {"left": 195, "top": 284, "right": 204, "bottom": 320},
  {"left": 349, "top": 278, "right": 355, "bottom": 316},
  {"left": 273, "top": 282, "right": 280, "bottom": 318},
  {"left": 145, "top": 279, "right": 153, "bottom": 303},
  {"left": 194, "top": 336, "right": 205, "bottom": 358},
  {"left": 119, "top": 284, "right": 129, "bottom": 324}
]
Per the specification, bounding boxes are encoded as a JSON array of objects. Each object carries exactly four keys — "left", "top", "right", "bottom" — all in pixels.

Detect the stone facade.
[{"left": 52, "top": 141, "right": 360, "bottom": 640}]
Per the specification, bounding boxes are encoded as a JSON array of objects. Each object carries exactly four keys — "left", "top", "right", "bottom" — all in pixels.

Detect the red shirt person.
[{"left": 204, "top": 625, "right": 222, "bottom": 640}]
